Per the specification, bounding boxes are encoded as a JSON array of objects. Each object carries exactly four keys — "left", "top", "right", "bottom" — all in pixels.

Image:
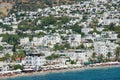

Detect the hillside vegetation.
[{"left": 0, "top": 0, "right": 78, "bottom": 11}]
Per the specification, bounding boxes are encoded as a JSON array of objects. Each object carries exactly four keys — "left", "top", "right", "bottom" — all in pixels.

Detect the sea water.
[{"left": 5, "top": 67, "right": 120, "bottom": 80}]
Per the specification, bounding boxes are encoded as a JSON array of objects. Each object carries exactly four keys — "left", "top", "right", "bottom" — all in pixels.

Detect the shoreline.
[{"left": 1, "top": 63, "right": 120, "bottom": 80}]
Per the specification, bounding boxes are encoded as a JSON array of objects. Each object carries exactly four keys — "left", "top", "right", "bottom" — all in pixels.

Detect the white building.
[
  {"left": 101, "top": 31, "right": 118, "bottom": 40},
  {"left": 31, "top": 37, "right": 41, "bottom": 46},
  {"left": 25, "top": 52, "right": 46, "bottom": 68},
  {"left": 94, "top": 41, "right": 108, "bottom": 55},
  {"left": 38, "top": 34, "right": 62, "bottom": 48},
  {"left": 20, "top": 37, "right": 29, "bottom": 45},
  {"left": 106, "top": 41, "right": 118, "bottom": 54},
  {"left": 81, "top": 27, "right": 93, "bottom": 35},
  {"left": 68, "top": 34, "right": 81, "bottom": 47},
  {"left": 1, "top": 64, "right": 9, "bottom": 71},
  {"left": 100, "top": 19, "right": 119, "bottom": 25},
  {"left": 94, "top": 41, "right": 118, "bottom": 55},
  {"left": 58, "top": 50, "right": 86, "bottom": 64}
]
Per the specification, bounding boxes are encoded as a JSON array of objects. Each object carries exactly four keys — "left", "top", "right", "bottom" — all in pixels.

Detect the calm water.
[{"left": 5, "top": 67, "right": 120, "bottom": 80}]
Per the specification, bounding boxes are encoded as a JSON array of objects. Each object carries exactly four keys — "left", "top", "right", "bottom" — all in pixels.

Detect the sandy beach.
[{"left": 1, "top": 62, "right": 120, "bottom": 80}]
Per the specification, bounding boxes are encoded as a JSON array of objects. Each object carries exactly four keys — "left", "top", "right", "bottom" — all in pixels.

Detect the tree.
[
  {"left": 2, "top": 34, "right": 20, "bottom": 45},
  {"left": 0, "top": 56, "right": 6, "bottom": 62},
  {"left": 12, "top": 50, "right": 25, "bottom": 62},
  {"left": 81, "top": 15, "right": 87, "bottom": 22},
  {"left": 114, "top": 26, "right": 120, "bottom": 34},
  {"left": 0, "top": 22, "right": 12, "bottom": 31},
  {"left": 92, "top": 18, "right": 99, "bottom": 24},
  {"left": 53, "top": 44, "right": 61, "bottom": 51},
  {"left": 43, "top": 0, "right": 53, "bottom": 7},
  {"left": 53, "top": 43, "right": 71, "bottom": 51},
  {"left": 41, "top": 15, "right": 56, "bottom": 26},
  {"left": 106, "top": 52, "right": 112, "bottom": 61},
  {"left": 71, "top": 24, "right": 82, "bottom": 34},
  {"left": 12, "top": 44, "right": 16, "bottom": 52},
  {"left": 18, "top": 50, "right": 26, "bottom": 62},
  {"left": 13, "top": 64, "right": 23, "bottom": 70},
  {"left": 70, "top": 60, "right": 76, "bottom": 64},
  {"left": 46, "top": 54, "right": 60, "bottom": 60},
  {"left": 4, "top": 53, "right": 11, "bottom": 62},
  {"left": 114, "top": 47, "right": 120, "bottom": 61},
  {"left": 109, "top": 23, "right": 115, "bottom": 31},
  {"left": 97, "top": 54, "right": 104, "bottom": 63},
  {"left": 60, "top": 16, "right": 70, "bottom": 24},
  {"left": 64, "top": 43, "right": 71, "bottom": 49},
  {"left": 76, "top": 43, "right": 85, "bottom": 49},
  {"left": 0, "top": 46, "right": 4, "bottom": 51},
  {"left": 91, "top": 52, "right": 97, "bottom": 63},
  {"left": 11, "top": 52, "right": 17, "bottom": 62},
  {"left": 117, "top": 33, "right": 120, "bottom": 38}
]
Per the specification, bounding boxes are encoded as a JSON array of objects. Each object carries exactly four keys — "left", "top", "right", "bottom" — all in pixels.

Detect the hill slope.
[
  {"left": 0, "top": 0, "right": 83, "bottom": 17},
  {"left": 1, "top": 0, "right": 76, "bottom": 11}
]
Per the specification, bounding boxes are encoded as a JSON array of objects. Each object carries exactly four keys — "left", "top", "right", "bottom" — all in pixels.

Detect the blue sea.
[{"left": 5, "top": 67, "right": 120, "bottom": 80}]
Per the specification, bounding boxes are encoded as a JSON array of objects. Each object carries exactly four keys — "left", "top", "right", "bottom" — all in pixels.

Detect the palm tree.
[
  {"left": 91, "top": 52, "right": 97, "bottom": 63},
  {"left": 106, "top": 52, "right": 112, "bottom": 61},
  {"left": 0, "top": 56, "right": 6, "bottom": 62},
  {"left": 97, "top": 54, "right": 104, "bottom": 63},
  {"left": 109, "top": 23, "right": 115, "bottom": 31},
  {"left": 114, "top": 47, "right": 120, "bottom": 61},
  {"left": 4, "top": 53, "right": 11, "bottom": 63},
  {"left": 11, "top": 52, "right": 17, "bottom": 62},
  {"left": 11, "top": 50, "right": 25, "bottom": 62},
  {"left": 18, "top": 50, "right": 25, "bottom": 62}
]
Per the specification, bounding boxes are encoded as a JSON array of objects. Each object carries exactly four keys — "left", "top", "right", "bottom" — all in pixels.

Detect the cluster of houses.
[{"left": 0, "top": 0, "right": 120, "bottom": 73}]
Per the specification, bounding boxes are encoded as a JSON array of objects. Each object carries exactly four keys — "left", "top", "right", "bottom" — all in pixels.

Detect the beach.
[{"left": 1, "top": 62, "right": 120, "bottom": 80}]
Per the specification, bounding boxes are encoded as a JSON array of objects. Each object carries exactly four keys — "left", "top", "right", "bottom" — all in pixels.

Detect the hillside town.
[{"left": 0, "top": 0, "right": 120, "bottom": 76}]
